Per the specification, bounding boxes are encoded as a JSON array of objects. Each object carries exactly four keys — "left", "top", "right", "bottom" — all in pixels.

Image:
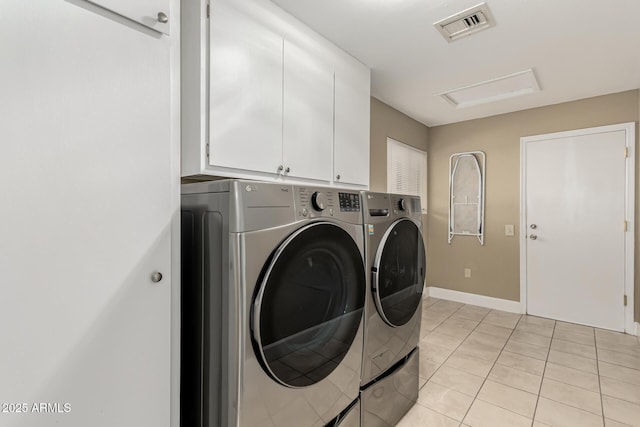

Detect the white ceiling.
[{"left": 270, "top": 0, "right": 640, "bottom": 126}]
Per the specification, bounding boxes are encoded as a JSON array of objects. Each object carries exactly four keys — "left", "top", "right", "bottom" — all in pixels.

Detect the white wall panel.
[{"left": 0, "top": 1, "right": 178, "bottom": 425}]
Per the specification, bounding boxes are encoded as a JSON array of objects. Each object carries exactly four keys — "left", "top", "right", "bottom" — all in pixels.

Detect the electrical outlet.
[
  {"left": 464, "top": 268, "right": 471, "bottom": 278},
  {"left": 505, "top": 224, "right": 515, "bottom": 236}
]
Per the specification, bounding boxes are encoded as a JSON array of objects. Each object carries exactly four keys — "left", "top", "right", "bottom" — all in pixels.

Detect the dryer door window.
[
  {"left": 373, "top": 219, "right": 426, "bottom": 327},
  {"left": 252, "top": 222, "right": 366, "bottom": 388}
]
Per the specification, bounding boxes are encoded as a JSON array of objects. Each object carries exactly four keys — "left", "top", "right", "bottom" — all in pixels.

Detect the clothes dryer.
[
  {"left": 181, "top": 180, "right": 366, "bottom": 427},
  {"left": 359, "top": 192, "right": 426, "bottom": 426}
]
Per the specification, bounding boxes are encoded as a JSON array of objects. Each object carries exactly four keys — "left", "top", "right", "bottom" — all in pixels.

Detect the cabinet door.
[
  {"left": 209, "top": 1, "right": 283, "bottom": 176},
  {"left": 334, "top": 61, "right": 371, "bottom": 187},
  {"left": 0, "top": 1, "right": 175, "bottom": 426},
  {"left": 88, "top": 0, "right": 171, "bottom": 34},
  {"left": 283, "top": 41, "right": 334, "bottom": 182}
]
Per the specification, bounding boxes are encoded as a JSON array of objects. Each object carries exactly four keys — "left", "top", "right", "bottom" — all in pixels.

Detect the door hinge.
[
  {"left": 624, "top": 147, "right": 629, "bottom": 158},
  {"left": 206, "top": 2, "right": 210, "bottom": 18},
  {"left": 205, "top": 142, "right": 210, "bottom": 158},
  {"left": 624, "top": 220, "right": 628, "bottom": 232},
  {"left": 624, "top": 294, "right": 628, "bottom": 306}
]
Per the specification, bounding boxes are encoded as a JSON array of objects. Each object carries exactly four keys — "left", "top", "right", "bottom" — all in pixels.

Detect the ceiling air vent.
[{"left": 434, "top": 3, "right": 495, "bottom": 42}]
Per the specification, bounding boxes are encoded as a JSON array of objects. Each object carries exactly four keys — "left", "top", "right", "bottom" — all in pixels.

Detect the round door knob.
[
  {"left": 151, "top": 271, "right": 163, "bottom": 283},
  {"left": 398, "top": 199, "right": 407, "bottom": 211},
  {"left": 277, "top": 165, "right": 284, "bottom": 173},
  {"left": 529, "top": 234, "right": 537, "bottom": 240},
  {"left": 530, "top": 224, "right": 537, "bottom": 229},
  {"left": 157, "top": 12, "right": 169, "bottom": 23},
  {"left": 284, "top": 166, "right": 290, "bottom": 174},
  {"left": 311, "top": 192, "right": 327, "bottom": 211},
  {"left": 336, "top": 174, "right": 341, "bottom": 180}
]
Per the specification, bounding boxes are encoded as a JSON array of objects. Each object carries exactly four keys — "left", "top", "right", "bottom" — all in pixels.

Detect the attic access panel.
[{"left": 449, "top": 151, "right": 486, "bottom": 245}]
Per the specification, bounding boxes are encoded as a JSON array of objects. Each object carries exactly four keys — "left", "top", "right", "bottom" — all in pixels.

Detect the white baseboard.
[{"left": 426, "top": 286, "right": 524, "bottom": 314}]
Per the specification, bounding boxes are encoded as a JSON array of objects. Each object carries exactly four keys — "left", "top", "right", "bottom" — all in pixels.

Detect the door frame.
[{"left": 519, "top": 122, "right": 636, "bottom": 333}]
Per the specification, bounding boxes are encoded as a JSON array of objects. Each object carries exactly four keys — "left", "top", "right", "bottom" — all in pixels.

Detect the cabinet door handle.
[
  {"left": 284, "top": 166, "right": 290, "bottom": 173},
  {"left": 157, "top": 12, "right": 169, "bottom": 23},
  {"left": 277, "top": 165, "right": 284, "bottom": 173},
  {"left": 336, "top": 174, "right": 341, "bottom": 180}
]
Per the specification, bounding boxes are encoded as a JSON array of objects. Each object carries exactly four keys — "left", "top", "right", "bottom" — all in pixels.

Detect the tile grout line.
[
  {"left": 594, "top": 329, "right": 606, "bottom": 426},
  {"left": 543, "top": 330, "right": 603, "bottom": 392},
  {"left": 419, "top": 304, "right": 640, "bottom": 426},
  {"left": 456, "top": 312, "right": 525, "bottom": 424},
  {"left": 593, "top": 346, "right": 640, "bottom": 371},
  {"left": 418, "top": 300, "right": 470, "bottom": 385},
  {"left": 420, "top": 301, "right": 480, "bottom": 382},
  {"left": 512, "top": 323, "right": 557, "bottom": 340},
  {"left": 539, "top": 327, "right": 640, "bottom": 421},
  {"left": 529, "top": 318, "right": 557, "bottom": 427},
  {"left": 404, "top": 298, "right": 467, "bottom": 425},
  {"left": 429, "top": 302, "right": 482, "bottom": 427},
  {"left": 426, "top": 308, "right": 612, "bottom": 424},
  {"left": 407, "top": 298, "right": 469, "bottom": 426},
  {"left": 427, "top": 305, "right": 490, "bottom": 419},
  {"left": 426, "top": 307, "right": 640, "bottom": 425},
  {"left": 419, "top": 302, "right": 494, "bottom": 424}
]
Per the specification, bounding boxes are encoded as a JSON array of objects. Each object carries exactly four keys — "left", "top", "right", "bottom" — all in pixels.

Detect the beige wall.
[
  {"left": 427, "top": 90, "right": 640, "bottom": 322},
  {"left": 370, "top": 97, "right": 429, "bottom": 192}
]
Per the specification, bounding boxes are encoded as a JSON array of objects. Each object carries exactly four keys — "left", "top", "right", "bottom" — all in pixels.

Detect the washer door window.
[
  {"left": 373, "top": 219, "right": 426, "bottom": 327},
  {"left": 252, "top": 222, "right": 366, "bottom": 388}
]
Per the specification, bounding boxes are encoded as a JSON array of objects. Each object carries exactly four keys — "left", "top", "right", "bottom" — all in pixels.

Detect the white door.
[
  {"left": 283, "top": 40, "right": 334, "bottom": 182},
  {"left": 334, "top": 59, "right": 371, "bottom": 187},
  {"left": 0, "top": 1, "right": 177, "bottom": 425},
  {"left": 209, "top": 0, "right": 283, "bottom": 175},
  {"left": 521, "top": 124, "right": 635, "bottom": 332}
]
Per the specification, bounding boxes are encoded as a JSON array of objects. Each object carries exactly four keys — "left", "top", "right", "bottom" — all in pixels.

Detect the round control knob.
[
  {"left": 398, "top": 199, "right": 407, "bottom": 211},
  {"left": 311, "top": 192, "right": 327, "bottom": 211}
]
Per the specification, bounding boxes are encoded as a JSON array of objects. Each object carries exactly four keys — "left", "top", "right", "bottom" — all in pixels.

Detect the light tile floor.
[{"left": 397, "top": 297, "right": 640, "bottom": 427}]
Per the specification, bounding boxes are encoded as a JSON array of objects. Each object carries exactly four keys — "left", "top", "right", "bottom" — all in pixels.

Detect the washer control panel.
[
  {"left": 338, "top": 192, "right": 360, "bottom": 212},
  {"left": 311, "top": 192, "right": 327, "bottom": 211},
  {"left": 295, "top": 188, "right": 361, "bottom": 219},
  {"left": 298, "top": 188, "right": 335, "bottom": 217}
]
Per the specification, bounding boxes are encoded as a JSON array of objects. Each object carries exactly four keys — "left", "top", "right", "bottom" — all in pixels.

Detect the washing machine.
[
  {"left": 359, "top": 192, "right": 426, "bottom": 427},
  {"left": 181, "top": 180, "right": 366, "bottom": 427}
]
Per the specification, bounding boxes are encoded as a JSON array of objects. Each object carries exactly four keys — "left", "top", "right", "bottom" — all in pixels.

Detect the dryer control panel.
[{"left": 390, "top": 194, "right": 421, "bottom": 217}]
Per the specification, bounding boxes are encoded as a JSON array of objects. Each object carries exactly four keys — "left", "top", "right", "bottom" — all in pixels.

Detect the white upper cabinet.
[
  {"left": 283, "top": 40, "right": 334, "bottom": 182},
  {"left": 88, "top": 0, "right": 171, "bottom": 34},
  {"left": 182, "top": 0, "right": 371, "bottom": 188},
  {"left": 209, "top": 1, "right": 283, "bottom": 175},
  {"left": 334, "top": 60, "right": 371, "bottom": 187}
]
